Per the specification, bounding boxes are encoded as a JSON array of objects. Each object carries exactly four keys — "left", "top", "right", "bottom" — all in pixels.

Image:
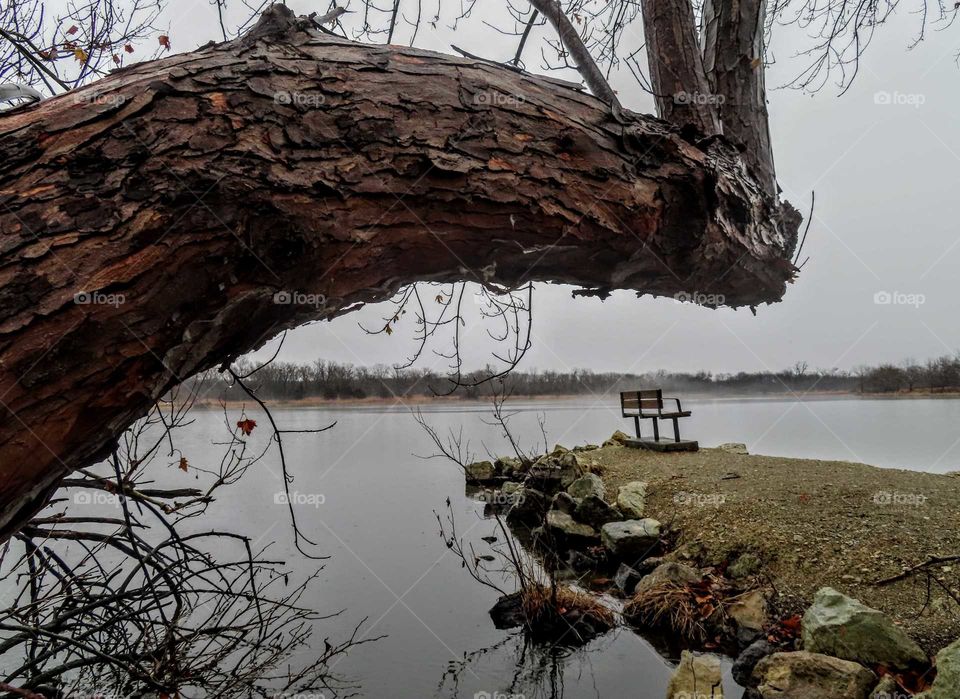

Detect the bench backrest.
[{"left": 621, "top": 389, "right": 663, "bottom": 414}]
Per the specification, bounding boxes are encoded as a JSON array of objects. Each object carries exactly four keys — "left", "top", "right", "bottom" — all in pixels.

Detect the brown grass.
[{"left": 622, "top": 582, "right": 725, "bottom": 644}]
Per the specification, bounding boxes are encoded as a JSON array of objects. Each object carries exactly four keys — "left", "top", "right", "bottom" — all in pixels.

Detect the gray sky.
[{"left": 161, "top": 0, "right": 960, "bottom": 375}]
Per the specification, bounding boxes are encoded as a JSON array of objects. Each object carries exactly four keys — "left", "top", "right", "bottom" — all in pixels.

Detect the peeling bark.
[
  {"left": 640, "top": 0, "right": 721, "bottom": 136},
  {"left": 0, "top": 6, "right": 797, "bottom": 541},
  {"left": 700, "top": 0, "right": 777, "bottom": 196}
]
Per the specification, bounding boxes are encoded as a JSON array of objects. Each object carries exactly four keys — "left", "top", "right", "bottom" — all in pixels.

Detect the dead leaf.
[
  {"left": 178, "top": 456, "right": 189, "bottom": 472},
  {"left": 158, "top": 35, "right": 171, "bottom": 50},
  {"left": 73, "top": 47, "right": 88, "bottom": 62},
  {"left": 237, "top": 418, "right": 257, "bottom": 436}
]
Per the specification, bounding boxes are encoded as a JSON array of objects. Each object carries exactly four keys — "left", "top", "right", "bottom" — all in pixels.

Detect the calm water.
[{"left": 92, "top": 397, "right": 960, "bottom": 697}]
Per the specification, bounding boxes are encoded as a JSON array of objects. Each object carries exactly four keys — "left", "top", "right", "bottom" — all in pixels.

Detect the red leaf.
[
  {"left": 158, "top": 35, "right": 171, "bottom": 50},
  {"left": 124, "top": 43, "right": 134, "bottom": 53},
  {"left": 237, "top": 418, "right": 257, "bottom": 436},
  {"left": 66, "top": 25, "right": 78, "bottom": 35}
]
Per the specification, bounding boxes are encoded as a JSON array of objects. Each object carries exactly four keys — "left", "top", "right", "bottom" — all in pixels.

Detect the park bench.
[{"left": 620, "top": 389, "right": 692, "bottom": 443}]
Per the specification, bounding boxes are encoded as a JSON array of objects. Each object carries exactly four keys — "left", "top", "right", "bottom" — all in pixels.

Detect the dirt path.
[{"left": 589, "top": 442, "right": 960, "bottom": 652}]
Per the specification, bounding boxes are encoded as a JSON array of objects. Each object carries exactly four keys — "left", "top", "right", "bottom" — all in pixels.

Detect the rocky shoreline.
[{"left": 463, "top": 433, "right": 960, "bottom": 698}]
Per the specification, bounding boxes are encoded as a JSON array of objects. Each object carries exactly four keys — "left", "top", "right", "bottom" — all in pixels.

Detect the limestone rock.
[
  {"left": 752, "top": 651, "right": 876, "bottom": 699},
  {"left": 915, "top": 637, "right": 960, "bottom": 699},
  {"left": 600, "top": 519, "right": 661, "bottom": 561},
  {"left": 635, "top": 561, "right": 702, "bottom": 594},
  {"left": 667, "top": 650, "right": 723, "bottom": 699},
  {"left": 568, "top": 473, "right": 605, "bottom": 500},
  {"left": 545, "top": 510, "right": 598, "bottom": 542},
  {"left": 574, "top": 495, "right": 624, "bottom": 529},
  {"left": 602, "top": 430, "right": 631, "bottom": 447},
  {"left": 616, "top": 481, "right": 648, "bottom": 519},
  {"left": 718, "top": 442, "right": 749, "bottom": 455},
  {"left": 465, "top": 460, "right": 496, "bottom": 483},
  {"left": 802, "top": 588, "right": 927, "bottom": 670}
]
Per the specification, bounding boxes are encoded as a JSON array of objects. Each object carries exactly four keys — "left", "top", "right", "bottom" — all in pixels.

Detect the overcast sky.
[{"left": 160, "top": 0, "right": 960, "bottom": 375}]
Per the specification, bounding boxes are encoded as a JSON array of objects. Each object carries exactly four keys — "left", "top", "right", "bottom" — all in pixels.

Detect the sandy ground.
[{"left": 587, "top": 442, "right": 960, "bottom": 653}]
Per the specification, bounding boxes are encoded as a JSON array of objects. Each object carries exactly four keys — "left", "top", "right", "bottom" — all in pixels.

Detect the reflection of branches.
[
  {"left": 436, "top": 629, "right": 616, "bottom": 699},
  {"left": 226, "top": 367, "right": 336, "bottom": 560},
  {"left": 0, "top": 355, "right": 375, "bottom": 697}
]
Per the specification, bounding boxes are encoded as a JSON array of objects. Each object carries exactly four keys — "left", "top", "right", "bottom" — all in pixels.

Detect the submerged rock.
[
  {"left": 916, "top": 637, "right": 960, "bottom": 699},
  {"left": 733, "top": 639, "right": 775, "bottom": 687},
  {"left": 667, "top": 650, "right": 723, "bottom": 699},
  {"left": 600, "top": 519, "right": 661, "bottom": 561},
  {"left": 802, "top": 587, "right": 927, "bottom": 670},
  {"left": 489, "top": 592, "right": 525, "bottom": 629},
  {"left": 616, "top": 481, "right": 648, "bottom": 519},
  {"left": 568, "top": 473, "right": 605, "bottom": 500},
  {"left": 464, "top": 460, "right": 496, "bottom": 484},
  {"left": 574, "top": 495, "right": 623, "bottom": 530},
  {"left": 545, "top": 510, "right": 598, "bottom": 542},
  {"left": 752, "top": 651, "right": 876, "bottom": 699}
]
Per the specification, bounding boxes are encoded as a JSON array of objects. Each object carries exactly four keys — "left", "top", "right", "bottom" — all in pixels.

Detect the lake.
[{"left": 58, "top": 396, "right": 960, "bottom": 697}]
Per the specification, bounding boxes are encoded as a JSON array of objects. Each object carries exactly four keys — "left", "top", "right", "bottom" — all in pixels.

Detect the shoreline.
[{"left": 188, "top": 388, "right": 960, "bottom": 410}]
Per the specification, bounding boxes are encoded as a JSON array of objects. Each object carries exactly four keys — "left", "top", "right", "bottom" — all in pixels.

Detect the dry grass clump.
[
  {"left": 623, "top": 582, "right": 725, "bottom": 644},
  {"left": 521, "top": 584, "right": 615, "bottom": 643}
]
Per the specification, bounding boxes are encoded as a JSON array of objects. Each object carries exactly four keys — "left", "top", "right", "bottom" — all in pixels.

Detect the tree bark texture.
[{"left": 0, "top": 6, "right": 797, "bottom": 541}]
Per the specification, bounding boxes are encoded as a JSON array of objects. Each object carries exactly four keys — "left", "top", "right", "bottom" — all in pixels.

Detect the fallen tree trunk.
[{"left": 0, "top": 6, "right": 798, "bottom": 541}]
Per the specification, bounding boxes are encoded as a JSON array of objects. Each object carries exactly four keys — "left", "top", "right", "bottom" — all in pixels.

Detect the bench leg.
[
  {"left": 672, "top": 418, "right": 680, "bottom": 442},
  {"left": 652, "top": 418, "right": 660, "bottom": 442},
  {"left": 633, "top": 416, "right": 641, "bottom": 439}
]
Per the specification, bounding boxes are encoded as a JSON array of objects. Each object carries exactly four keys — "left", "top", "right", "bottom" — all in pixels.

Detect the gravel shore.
[{"left": 590, "top": 443, "right": 960, "bottom": 653}]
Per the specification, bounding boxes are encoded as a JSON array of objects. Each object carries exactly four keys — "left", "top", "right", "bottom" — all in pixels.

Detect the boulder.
[
  {"left": 568, "top": 473, "right": 605, "bottom": 500},
  {"left": 614, "top": 563, "right": 644, "bottom": 595},
  {"left": 915, "top": 637, "right": 960, "bottom": 699},
  {"left": 506, "top": 488, "right": 548, "bottom": 524},
  {"left": 551, "top": 491, "right": 578, "bottom": 515},
  {"left": 635, "top": 561, "right": 702, "bottom": 593},
  {"left": 802, "top": 588, "right": 927, "bottom": 670},
  {"left": 602, "top": 430, "right": 631, "bottom": 447},
  {"left": 600, "top": 519, "right": 661, "bottom": 562},
  {"left": 464, "top": 460, "right": 496, "bottom": 483},
  {"left": 545, "top": 510, "right": 599, "bottom": 542},
  {"left": 616, "top": 481, "right": 649, "bottom": 519},
  {"left": 718, "top": 443, "right": 749, "bottom": 455},
  {"left": 752, "top": 652, "right": 876, "bottom": 699},
  {"left": 574, "top": 495, "right": 624, "bottom": 529},
  {"left": 733, "top": 639, "right": 775, "bottom": 687},
  {"left": 667, "top": 650, "right": 724, "bottom": 699}
]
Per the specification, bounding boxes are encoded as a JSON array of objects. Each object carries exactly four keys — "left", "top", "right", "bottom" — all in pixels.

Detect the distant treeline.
[{"left": 195, "top": 353, "right": 960, "bottom": 401}]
